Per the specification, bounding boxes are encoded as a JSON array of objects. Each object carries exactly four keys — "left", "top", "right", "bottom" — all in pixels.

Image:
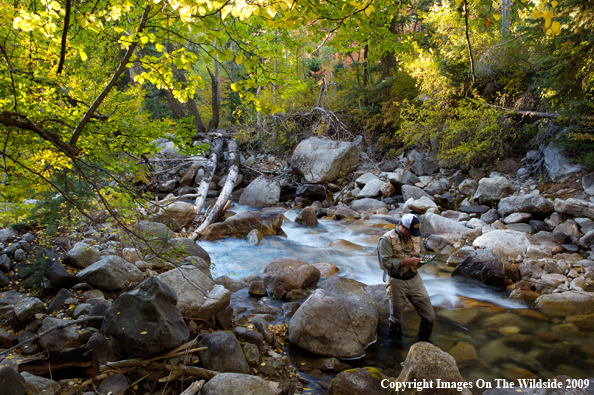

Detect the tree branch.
[
  {"left": 69, "top": 4, "right": 152, "bottom": 148},
  {"left": 56, "top": 0, "right": 71, "bottom": 75}
]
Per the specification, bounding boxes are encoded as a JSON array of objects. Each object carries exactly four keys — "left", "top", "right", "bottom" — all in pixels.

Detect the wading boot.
[
  {"left": 389, "top": 323, "right": 404, "bottom": 345},
  {"left": 417, "top": 321, "right": 433, "bottom": 343}
]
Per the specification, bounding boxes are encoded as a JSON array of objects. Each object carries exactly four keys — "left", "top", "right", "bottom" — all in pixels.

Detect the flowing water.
[{"left": 199, "top": 205, "right": 594, "bottom": 394}]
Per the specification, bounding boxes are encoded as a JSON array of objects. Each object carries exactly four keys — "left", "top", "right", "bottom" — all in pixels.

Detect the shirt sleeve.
[{"left": 378, "top": 237, "right": 402, "bottom": 272}]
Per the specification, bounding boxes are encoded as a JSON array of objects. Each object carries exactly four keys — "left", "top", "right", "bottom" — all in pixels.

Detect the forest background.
[{"left": 0, "top": 0, "right": 593, "bottom": 232}]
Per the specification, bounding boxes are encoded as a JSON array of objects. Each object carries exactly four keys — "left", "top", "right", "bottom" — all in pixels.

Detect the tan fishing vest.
[{"left": 382, "top": 228, "right": 421, "bottom": 274}]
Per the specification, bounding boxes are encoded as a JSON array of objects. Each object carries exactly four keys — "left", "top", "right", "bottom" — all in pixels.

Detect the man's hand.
[{"left": 401, "top": 257, "right": 422, "bottom": 266}]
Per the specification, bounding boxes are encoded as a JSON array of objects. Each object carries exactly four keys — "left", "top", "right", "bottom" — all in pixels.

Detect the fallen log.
[
  {"left": 18, "top": 348, "right": 97, "bottom": 380},
  {"left": 190, "top": 139, "right": 238, "bottom": 239},
  {"left": 193, "top": 137, "right": 224, "bottom": 217},
  {"left": 157, "top": 365, "right": 219, "bottom": 382},
  {"left": 181, "top": 380, "right": 205, "bottom": 395}
]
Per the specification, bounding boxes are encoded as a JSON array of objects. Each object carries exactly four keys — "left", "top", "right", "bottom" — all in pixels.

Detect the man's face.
[{"left": 399, "top": 224, "right": 412, "bottom": 238}]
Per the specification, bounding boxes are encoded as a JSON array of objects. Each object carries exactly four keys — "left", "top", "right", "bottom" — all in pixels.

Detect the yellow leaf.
[
  {"left": 551, "top": 20, "right": 560, "bottom": 32},
  {"left": 531, "top": 9, "right": 541, "bottom": 19},
  {"left": 545, "top": 18, "right": 552, "bottom": 28},
  {"left": 542, "top": 10, "right": 553, "bottom": 19},
  {"left": 79, "top": 50, "right": 88, "bottom": 61},
  {"left": 199, "top": 6, "right": 206, "bottom": 15},
  {"left": 140, "top": 35, "right": 149, "bottom": 44},
  {"left": 455, "top": 0, "right": 462, "bottom": 7},
  {"left": 141, "top": 331, "right": 148, "bottom": 335},
  {"left": 364, "top": 5, "right": 374, "bottom": 16},
  {"left": 231, "top": 6, "right": 241, "bottom": 17},
  {"left": 236, "top": 55, "right": 243, "bottom": 64},
  {"left": 493, "top": 13, "right": 500, "bottom": 20},
  {"left": 551, "top": 0, "right": 557, "bottom": 8},
  {"left": 266, "top": 6, "right": 276, "bottom": 18},
  {"left": 221, "top": 5, "right": 232, "bottom": 19}
]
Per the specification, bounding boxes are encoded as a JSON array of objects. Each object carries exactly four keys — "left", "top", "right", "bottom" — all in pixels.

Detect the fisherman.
[{"left": 377, "top": 213, "right": 435, "bottom": 342}]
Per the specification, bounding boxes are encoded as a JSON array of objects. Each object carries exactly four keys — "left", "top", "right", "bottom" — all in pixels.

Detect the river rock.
[
  {"left": 14, "top": 297, "right": 45, "bottom": 323},
  {"left": 535, "top": 292, "right": 594, "bottom": 318},
  {"left": 553, "top": 220, "right": 580, "bottom": 244},
  {"left": 543, "top": 144, "right": 583, "bottom": 182},
  {"left": 402, "top": 185, "right": 431, "bottom": 202},
  {"left": 201, "top": 373, "right": 276, "bottom": 395},
  {"left": 472, "top": 176, "right": 516, "bottom": 203},
  {"left": 0, "top": 366, "right": 27, "bottom": 395},
  {"left": 0, "top": 227, "right": 17, "bottom": 242},
  {"left": 329, "top": 367, "right": 391, "bottom": 395},
  {"left": 239, "top": 176, "right": 281, "bottom": 207},
  {"left": 263, "top": 258, "right": 320, "bottom": 297},
  {"left": 45, "top": 249, "right": 80, "bottom": 290},
  {"left": 158, "top": 266, "right": 230, "bottom": 320},
  {"left": 480, "top": 209, "right": 500, "bottom": 224},
  {"left": 359, "top": 179, "right": 384, "bottom": 198},
  {"left": 405, "top": 196, "right": 437, "bottom": 214},
  {"left": 583, "top": 173, "right": 594, "bottom": 196},
  {"left": 554, "top": 198, "right": 594, "bottom": 220},
  {"left": 350, "top": 198, "right": 387, "bottom": 212},
  {"left": 289, "top": 289, "right": 378, "bottom": 358},
  {"left": 290, "top": 137, "right": 359, "bottom": 183},
  {"left": 20, "top": 372, "right": 60, "bottom": 395},
  {"left": 63, "top": 242, "right": 101, "bottom": 269},
  {"left": 498, "top": 194, "right": 554, "bottom": 218},
  {"left": 76, "top": 256, "right": 130, "bottom": 290},
  {"left": 411, "top": 157, "right": 438, "bottom": 176},
  {"left": 397, "top": 342, "right": 472, "bottom": 395},
  {"left": 135, "top": 221, "right": 175, "bottom": 240},
  {"left": 102, "top": 277, "right": 189, "bottom": 358},
  {"left": 167, "top": 237, "right": 211, "bottom": 264},
  {"left": 197, "top": 331, "right": 250, "bottom": 374},
  {"left": 318, "top": 276, "right": 389, "bottom": 319},
  {"left": 472, "top": 230, "right": 537, "bottom": 261},
  {"left": 152, "top": 201, "right": 195, "bottom": 232},
  {"left": 296, "top": 184, "right": 327, "bottom": 201},
  {"left": 295, "top": 207, "right": 319, "bottom": 226},
  {"left": 575, "top": 218, "right": 594, "bottom": 234},
  {"left": 355, "top": 173, "right": 379, "bottom": 187},
  {"left": 452, "top": 248, "right": 506, "bottom": 288},
  {"left": 580, "top": 230, "right": 594, "bottom": 247},
  {"left": 39, "top": 317, "right": 81, "bottom": 351},
  {"left": 203, "top": 210, "right": 283, "bottom": 240},
  {"left": 446, "top": 246, "right": 475, "bottom": 267},
  {"left": 458, "top": 179, "right": 478, "bottom": 197},
  {"left": 421, "top": 213, "right": 471, "bottom": 239}
]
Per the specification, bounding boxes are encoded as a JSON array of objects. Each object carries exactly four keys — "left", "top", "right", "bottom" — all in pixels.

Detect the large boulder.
[
  {"left": 318, "top": 276, "right": 389, "bottom": 319},
  {"left": 329, "top": 367, "right": 391, "bottom": 395},
  {"left": 201, "top": 373, "right": 276, "bottom": 395},
  {"left": 396, "top": 342, "right": 472, "bottom": 395},
  {"left": 472, "top": 176, "right": 516, "bottom": 203},
  {"left": 44, "top": 252, "right": 79, "bottom": 289},
  {"left": 197, "top": 331, "right": 250, "bottom": 374},
  {"left": 472, "top": 230, "right": 537, "bottom": 261},
  {"left": 63, "top": 242, "right": 101, "bottom": 269},
  {"left": 135, "top": 221, "right": 175, "bottom": 240},
  {"left": 498, "top": 194, "right": 554, "bottom": 218},
  {"left": 534, "top": 292, "right": 594, "bottom": 318},
  {"left": 152, "top": 201, "right": 195, "bottom": 232},
  {"left": 102, "top": 277, "right": 189, "bottom": 358},
  {"left": 458, "top": 179, "right": 478, "bottom": 197},
  {"left": 405, "top": 196, "right": 438, "bottom": 214},
  {"left": 290, "top": 137, "right": 359, "bottom": 183},
  {"left": 39, "top": 317, "right": 81, "bottom": 351},
  {"left": 554, "top": 198, "right": 594, "bottom": 220},
  {"left": 167, "top": 237, "right": 211, "bottom": 264},
  {"left": 14, "top": 297, "right": 45, "bottom": 323},
  {"left": 421, "top": 213, "right": 471, "bottom": 239},
  {"left": 583, "top": 173, "right": 594, "bottom": 196},
  {"left": 263, "top": 258, "right": 320, "bottom": 296},
  {"left": 543, "top": 144, "right": 582, "bottom": 182},
  {"left": 76, "top": 256, "right": 130, "bottom": 290},
  {"left": 0, "top": 366, "right": 27, "bottom": 395},
  {"left": 350, "top": 199, "right": 387, "bottom": 212},
  {"left": 452, "top": 249, "right": 506, "bottom": 288},
  {"left": 158, "top": 266, "right": 230, "bottom": 320},
  {"left": 401, "top": 185, "right": 431, "bottom": 202},
  {"left": 289, "top": 289, "right": 378, "bottom": 358},
  {"left": 295, "top": 207, "right": 319, "bottom": 227},
  {"left": 359, "top": 179, "right": 384, "bottom": 198},
  {"left": 296, "top": 184, "right": 327, "bottom": 201},
  {"left": 200, "top": 211, "right": 284, "bottom": 240},
  {"left": 239, "top": 176, "right": 281, "bottom": 207}
]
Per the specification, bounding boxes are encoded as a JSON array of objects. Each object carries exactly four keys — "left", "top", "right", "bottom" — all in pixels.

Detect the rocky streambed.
[{"left": 1, "top": 136, "right": 594, "bottom": 394}]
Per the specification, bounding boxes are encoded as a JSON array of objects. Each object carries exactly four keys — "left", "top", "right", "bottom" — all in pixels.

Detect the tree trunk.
[
  {"left": 192, "top": 139, "right": 238, "bottom": 239},
  {"left": 164, "top": 42, "right": 207, "bottom": 133},
  {"left": 207, "top": 53, "right": 221, "bottom": 131},
  {"left": 462, "top": 0, "right": 476, "bottom": 84},
  {"left": 191, "top": 137, "right": 223, "bottom": 221},
  {"left": 363, "top": 44, "right": 369, "bottom": 89}
]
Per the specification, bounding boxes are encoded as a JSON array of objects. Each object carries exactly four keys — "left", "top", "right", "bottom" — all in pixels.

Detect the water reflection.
[{"left": 198, "top": 205, "right": 594, "bottom": 392}]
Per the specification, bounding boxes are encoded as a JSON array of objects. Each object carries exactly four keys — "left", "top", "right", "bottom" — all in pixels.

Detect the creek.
[{"left": 199, "top": 205, "right": 594, "bottom": 394}]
